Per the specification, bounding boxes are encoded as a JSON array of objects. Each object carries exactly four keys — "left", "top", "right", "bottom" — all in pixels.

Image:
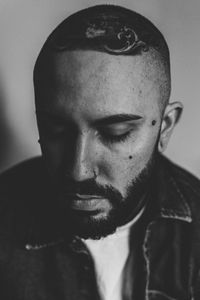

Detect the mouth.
[{"left": 66, "top": 193, "right": 110, "bottom": 211}]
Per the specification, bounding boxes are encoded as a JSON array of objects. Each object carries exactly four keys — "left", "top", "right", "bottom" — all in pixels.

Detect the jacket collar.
[
  {"left": 142, "top": 164, "right": 193, "bottom": 300},
  {"left": 154, "top": 155, "right": 192, "bottom": 223}
]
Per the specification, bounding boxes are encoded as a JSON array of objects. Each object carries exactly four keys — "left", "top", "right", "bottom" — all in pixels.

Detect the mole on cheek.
[
  {"left": 151, "top": 120, "right": 157, "bottom": 126},
  {"left": 129, "top": 155, "right": 133, "bottom": 160}
]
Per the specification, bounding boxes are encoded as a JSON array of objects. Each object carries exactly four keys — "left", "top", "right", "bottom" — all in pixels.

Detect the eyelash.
[{"left": 99, "top": 130, "right": 132, "bottom": 144}]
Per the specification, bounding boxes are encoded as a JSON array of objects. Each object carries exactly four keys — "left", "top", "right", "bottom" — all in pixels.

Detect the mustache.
[{"left": 62, "top": 178, "right": 123, "bottom": 202}]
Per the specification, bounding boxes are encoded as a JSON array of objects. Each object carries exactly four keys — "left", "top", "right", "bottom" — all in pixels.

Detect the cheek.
[
  {"left": 98, "top": 130, "right": 158, "bottom": 189},
  {"left": 98, "top": 153, "right": 140, "bottom": 197}
]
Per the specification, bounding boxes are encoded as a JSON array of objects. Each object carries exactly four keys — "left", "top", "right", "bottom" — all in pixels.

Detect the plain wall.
[{"left": 0, "top": 0, "right": 200, "bottom": 176}]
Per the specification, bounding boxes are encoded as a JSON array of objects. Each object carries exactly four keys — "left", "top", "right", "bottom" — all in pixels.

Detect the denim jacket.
[{"left": 0, "top": 154, "right": 200, "bottom": 300}]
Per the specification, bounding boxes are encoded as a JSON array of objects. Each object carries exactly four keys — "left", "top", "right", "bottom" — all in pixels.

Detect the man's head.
[{"left": 34, "top": 5, "right": 182, "bottom": 239}]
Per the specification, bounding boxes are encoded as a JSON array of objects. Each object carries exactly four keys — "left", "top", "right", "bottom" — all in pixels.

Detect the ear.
[{"left": 158, "top": 102, "right": 183, "bottom": 153}]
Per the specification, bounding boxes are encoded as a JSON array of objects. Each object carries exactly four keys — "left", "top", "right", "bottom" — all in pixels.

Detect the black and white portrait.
[{"left": 0, "top": 1, "right": 199, "bottom": 299}]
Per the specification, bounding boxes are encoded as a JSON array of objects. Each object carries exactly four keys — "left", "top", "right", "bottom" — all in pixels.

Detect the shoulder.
[
  {"left": 0, "top": 156, "right": 45, "bottom": 192},
  {"left": 158, "top": 155, "right": 200, "bottom": 218},
  {"left": 160, "top": 155, "right": 200, "bottom": 198},
  {"left": 0, "top": 157, "right": 49, "bottom": 245},
  {"left": 0, "top": 157, "right": 47, "bottom": 216},
  {"left": 0, "top": 157, "right": 67, "bottom": 247},
  {"left": 0, "top": 156, "right": 50, "bottom": 209},
  {"left": 161, "top": 155, "right": 200, "bottom": 191}
]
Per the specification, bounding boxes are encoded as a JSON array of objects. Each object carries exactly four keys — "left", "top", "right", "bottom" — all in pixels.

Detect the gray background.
[{"left": 0, "top": 0, "right": 199, "bottom": 176}]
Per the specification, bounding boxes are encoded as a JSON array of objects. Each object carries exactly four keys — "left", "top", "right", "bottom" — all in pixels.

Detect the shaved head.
[{"left": 34, "top": 4, "right": 171, "bottom": 113}]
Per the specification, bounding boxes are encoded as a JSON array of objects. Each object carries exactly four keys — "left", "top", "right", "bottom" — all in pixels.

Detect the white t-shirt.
[{"left": 83, "top": 208, "right": 145, "bottom": 300}]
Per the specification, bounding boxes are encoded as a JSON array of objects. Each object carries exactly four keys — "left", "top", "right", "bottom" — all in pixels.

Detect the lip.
[
  {"left": 67, "top": 193, "right": 103, "bottom": 200},
  {"left": 66, "top": 194, "right": 108, "bottom": 211}
]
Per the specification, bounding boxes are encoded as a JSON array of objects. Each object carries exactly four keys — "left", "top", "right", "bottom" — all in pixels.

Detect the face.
[{"left": 35, "top": 49, "right": 164, "bottom": 239}]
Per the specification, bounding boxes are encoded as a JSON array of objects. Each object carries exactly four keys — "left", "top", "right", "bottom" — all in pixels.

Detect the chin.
[{"left": 68, "top": 209, "right": 118, "bottom": 240}]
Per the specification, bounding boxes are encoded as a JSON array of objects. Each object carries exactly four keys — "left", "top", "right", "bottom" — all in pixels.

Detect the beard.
[{"left": 54, "top": 148, "right": 158, "bottom": 240}]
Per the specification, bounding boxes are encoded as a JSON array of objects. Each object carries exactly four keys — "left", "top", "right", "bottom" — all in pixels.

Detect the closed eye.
[
  {"left": 96, "top": 120, "right": 139, "bottom": 145},
  {"left": 99, "top": 130, "right": 132, "bottom": 144}
]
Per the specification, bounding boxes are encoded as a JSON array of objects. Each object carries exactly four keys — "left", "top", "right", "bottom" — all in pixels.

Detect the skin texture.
[{"left": 35, "top": 49, "right": 182, "bottom": 238}]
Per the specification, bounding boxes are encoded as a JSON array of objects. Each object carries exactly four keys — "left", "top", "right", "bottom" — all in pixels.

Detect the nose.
[{"left": 67, "top": 132, "right": 97, "bottom": 182}]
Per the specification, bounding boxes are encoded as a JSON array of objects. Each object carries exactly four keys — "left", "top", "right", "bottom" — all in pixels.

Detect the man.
[{"left": 0, "top": 4, "right": 200, "bottom": 300}]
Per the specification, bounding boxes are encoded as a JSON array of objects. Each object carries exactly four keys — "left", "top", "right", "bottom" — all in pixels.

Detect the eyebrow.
[
  {"left": 36, "top": 110, "right": 143, "bottom": 126},
  {"left": 93, "top": 114, "right": 143, "bottom": 126}
]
